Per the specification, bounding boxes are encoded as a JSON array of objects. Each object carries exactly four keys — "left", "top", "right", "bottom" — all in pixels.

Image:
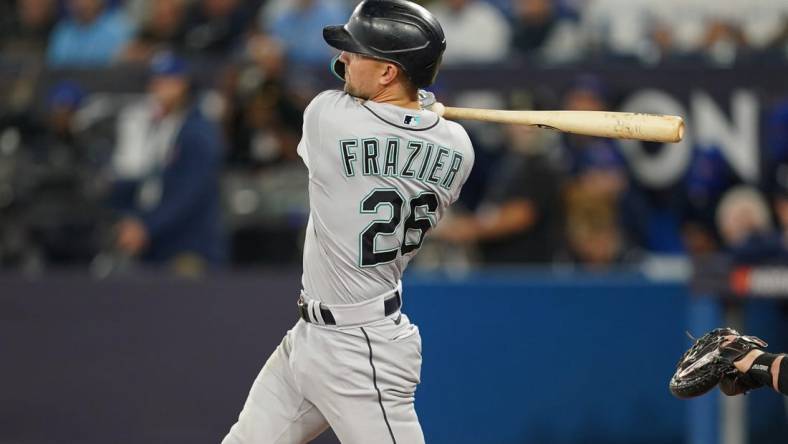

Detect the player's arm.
[{"left": 729, "top": 348, "right": 787, "bottom": 396}]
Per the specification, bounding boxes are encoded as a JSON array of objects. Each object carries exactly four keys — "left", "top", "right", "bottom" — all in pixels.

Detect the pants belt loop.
[
  {"left": 312, "top": 301, "right": 326, "bottom": 325},
  {"left": 306, "top": 300, "right": 318, "bottom": 324}
]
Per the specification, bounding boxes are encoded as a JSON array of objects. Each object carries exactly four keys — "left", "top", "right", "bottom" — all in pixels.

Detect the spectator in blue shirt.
[
  {"left": 110, "top": 53, "right": 228, "bottom": 270},
  {"left": 559, "top": 75, "right": 627, "bottom": 199},
  {"left": 679, "top": 146, "right": 739, "bottom": 256},
  {"left": 47, "top": 0, "right": 133, "bottom": 67},
  {"left": 263, "top": 0, "right": 348, "bottom": 66}
]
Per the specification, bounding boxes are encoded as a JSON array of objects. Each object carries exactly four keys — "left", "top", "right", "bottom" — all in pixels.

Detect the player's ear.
[{"left": 379, "top": 62, "right": 399, "bottom": 87}]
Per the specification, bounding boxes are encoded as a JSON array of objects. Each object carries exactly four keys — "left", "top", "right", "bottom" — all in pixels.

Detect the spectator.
[
  {"left": 110, "top": 53, "right": 228, "bottom": 270},
  {"left": 244, "top": 33, "right": 288, "bottom": 80},
  {"left": 0, "top": 0, "right": 58, "bottom": 57},
  {"left": 120, "top": 0, "right": 188, "bottom": 63},
  {"left": 715, "top": 185, "right": 784, "bottom": 263},
  {"left": 510, "top": 0, "right": 560, "bottom": 55},
  {"left": 559, "top": 75, "right": 627, "bottom": 201},
  {"left": 226, "top": 80, "right": 303, "bottom": 167},
  {"left": 429, "top": 0, "right": 511, "bottom": 65},
  {"left": 0, "top": 79, "right": 97, "bottom": 169},
  {"left": 716, "top": 186, "right": 772, "bottom": 247},
  {"left": 0, "top": 80, "right": 111, "bottom": 267},
  {"left": 181, "top": 0, "right": 253, "bottom": 55},
  {"left": 434, "top": 123, "right": 563, "bottom": 263},
  {"left": 648, "top": 0, "right": 785, "bottom": 63},
  {"left": 47, "top": 0, "right": 133, "bottom": 67},
  {"left": 680, "top": 146, "right": 737, "bottom": 257},
  {"left": 580, "top": 0, "right": 655, "bottom": 60},
  {"left": 648, "top": 0, "right": 711, "bottom": 58},
  {"left": 732, "top": 0, "right": 788, "bottom": 53},
  {"left": 510, "top": 0, "right": 584, "bottom": 63},
  {"left": 564, "top": 184, "right": 628, "bottom": 267},
  {"left": 221, "top": 35, "right": 304, "bottom": 166},
  {"left": 558, "top": 77, "right": 680, "bottom": 255},
  {"left": 38, "top": 80, "right": 88, "bottom": 158},
  {"left": 556, "top": 75, "right": 639, "bottom": 265},
  {"left": 261, "top": 0, "right": 348, "bottom": 67}
]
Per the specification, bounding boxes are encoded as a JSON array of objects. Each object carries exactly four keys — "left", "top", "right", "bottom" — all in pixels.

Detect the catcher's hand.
[
  {"left": 669, "top": 328, "right": 767, "bottom": 399},
  {"left": 719, "top": 372, "right": 764, "bottom": 396}
]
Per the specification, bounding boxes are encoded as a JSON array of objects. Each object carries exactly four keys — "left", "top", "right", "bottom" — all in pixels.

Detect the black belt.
[{"left": 298, "top": 291, "right": 402, "bottom": 325}]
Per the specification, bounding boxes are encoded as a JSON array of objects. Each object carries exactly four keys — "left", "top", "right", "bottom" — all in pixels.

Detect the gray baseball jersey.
[
  {"left": 297, "top": 90, "right": 474, "bottom": 305},
  {"left": 223, "top": 90, "right": 474, "bottom": 444}
]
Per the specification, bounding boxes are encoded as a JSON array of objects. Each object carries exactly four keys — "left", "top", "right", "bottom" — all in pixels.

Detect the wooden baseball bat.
[{"left": 429, "top": 103, "right": 685, "bottom": 143}]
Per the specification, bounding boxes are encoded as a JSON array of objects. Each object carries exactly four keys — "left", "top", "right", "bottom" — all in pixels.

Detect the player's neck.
[{"left": 368, "top": 86, "right": 420, "bottom": 110}]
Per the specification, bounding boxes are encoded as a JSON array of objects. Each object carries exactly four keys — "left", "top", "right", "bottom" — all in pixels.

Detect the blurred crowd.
[
  {"left": 2, "top": 0, "right": 787, "bottom": 67},
  {"left": 1, "top": 0, "right": 788, "bottom": 274}
]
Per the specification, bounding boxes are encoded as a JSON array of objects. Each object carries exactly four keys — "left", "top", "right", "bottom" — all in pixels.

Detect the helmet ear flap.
[{"left": 330, "top": 55, "right": 346, "bottom": 82}]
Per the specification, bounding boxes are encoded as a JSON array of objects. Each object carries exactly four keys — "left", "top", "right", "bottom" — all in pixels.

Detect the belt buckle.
[{"left": 297, "top": 295, "right": 309, "bottom": 321}]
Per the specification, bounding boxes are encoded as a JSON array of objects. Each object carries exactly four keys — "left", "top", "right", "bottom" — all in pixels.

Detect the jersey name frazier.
[{"left": 339, "top": 137, "right": 465, "bottom": 190}]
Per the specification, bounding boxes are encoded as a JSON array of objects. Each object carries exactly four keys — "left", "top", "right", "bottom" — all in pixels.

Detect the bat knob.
[{"left": 676, "top": 118, "right": 685, "bottom": 142}]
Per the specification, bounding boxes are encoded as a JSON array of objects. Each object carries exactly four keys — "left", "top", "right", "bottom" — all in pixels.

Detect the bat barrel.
[{"left": 436, "top": 106, "right": 685, "bottom": 143}]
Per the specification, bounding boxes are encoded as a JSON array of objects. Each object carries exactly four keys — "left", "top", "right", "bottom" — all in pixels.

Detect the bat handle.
[{"left": 428, "top": 102, "right": 446, "bottom": 117}]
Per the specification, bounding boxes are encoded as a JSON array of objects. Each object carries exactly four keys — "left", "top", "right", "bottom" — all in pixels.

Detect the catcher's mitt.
[
  {"left": 669, "top": 328, "right": 767, "bottom": 399},
  {"left": 719, "top": 372, "right": 764, "bottom": 396}
]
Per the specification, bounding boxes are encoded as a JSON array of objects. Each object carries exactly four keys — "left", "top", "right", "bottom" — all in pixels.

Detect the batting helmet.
[{"left": 323, "top": 0, "right": 446, "bottom": 88}]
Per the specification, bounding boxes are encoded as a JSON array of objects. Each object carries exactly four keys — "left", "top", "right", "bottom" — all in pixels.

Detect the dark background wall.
[{"left": 2, "top": 270, "right": 786, "bottom": 443}]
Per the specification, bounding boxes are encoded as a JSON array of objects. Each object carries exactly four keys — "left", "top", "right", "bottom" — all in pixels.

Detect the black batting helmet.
[{"left": 323, "top": 0, "right": 446, "bottom": 88}]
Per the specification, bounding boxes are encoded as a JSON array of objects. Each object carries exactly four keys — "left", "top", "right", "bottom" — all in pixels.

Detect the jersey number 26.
[{"left": 359, "top": 188, "right": 438, "bottom": 267}]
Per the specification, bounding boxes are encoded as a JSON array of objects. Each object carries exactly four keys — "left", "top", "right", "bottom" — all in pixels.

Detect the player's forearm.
[
  {"left": 775, "top": 355, "right": 786, "bottom": 395},
  {"left": 735, "top": 351, "right": 787, "bottom": 394}
]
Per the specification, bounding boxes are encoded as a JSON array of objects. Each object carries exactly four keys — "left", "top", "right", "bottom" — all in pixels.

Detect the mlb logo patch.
[{"left": 403, "top": 114, "right": 420, "bottom": 127}]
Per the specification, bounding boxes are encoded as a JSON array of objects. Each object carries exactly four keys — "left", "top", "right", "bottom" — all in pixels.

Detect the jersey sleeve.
[
  {"left": 447, "top": 121, "right": 476, "bottom": 204},
  {"left": 296, "top": 135, "right": 311, "bottom": 170},
  {"left": 297, "top": 91, "right": 336, "bottom": 172}
]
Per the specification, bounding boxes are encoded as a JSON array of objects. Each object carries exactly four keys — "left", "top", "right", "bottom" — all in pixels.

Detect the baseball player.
[{"left": 222, "top": 1, "right": 474, "bottom": 443}]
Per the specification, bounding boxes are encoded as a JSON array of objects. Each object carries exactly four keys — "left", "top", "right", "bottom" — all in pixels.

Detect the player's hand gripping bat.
[{"left": 418, "top": 92, "right": 685, "bottom": 143}]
